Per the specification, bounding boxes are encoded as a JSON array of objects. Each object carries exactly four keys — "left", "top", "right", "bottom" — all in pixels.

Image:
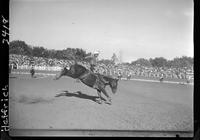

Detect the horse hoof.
[
  {"left": 97, "top": 100, "right": 102, "bottom": 104},
  {"left": 96, "top": 98, "right": 102, "bottom": 104},
  {"left": 105, "top": 100, "right": 112, "bottom": 105},
  {"left": 97, "top": 102, "right": 102, "bottom": 104}
]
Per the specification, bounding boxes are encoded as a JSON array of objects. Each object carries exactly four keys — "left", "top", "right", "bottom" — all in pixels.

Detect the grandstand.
[{"left": 9, "top": 54, "right": 193, "bottom": 83}]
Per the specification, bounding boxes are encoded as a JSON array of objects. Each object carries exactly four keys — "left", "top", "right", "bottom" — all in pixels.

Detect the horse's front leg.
[
  {"left": 96, "top": 89, "right": 102, "bottom": 104},
  {"left": 99, "top": 86, "right": 112, "bottom": 105}
]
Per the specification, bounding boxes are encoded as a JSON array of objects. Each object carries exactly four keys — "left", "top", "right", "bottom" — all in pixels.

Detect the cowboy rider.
[
  {"left": 84, "top": 51, "right": 100, "bottom": 73},
  {"left": 84, "top": 51, "right": 110, "bottom": 84}
]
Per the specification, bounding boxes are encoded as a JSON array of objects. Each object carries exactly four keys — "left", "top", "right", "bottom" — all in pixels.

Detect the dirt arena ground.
[{"left": 8, "top": 71, "right": 193, "bottom": 136}]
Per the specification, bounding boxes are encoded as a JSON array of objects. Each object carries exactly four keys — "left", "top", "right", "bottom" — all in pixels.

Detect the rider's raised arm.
[{"left": 85, "top": 55, "right": 93, "bottom": 60}]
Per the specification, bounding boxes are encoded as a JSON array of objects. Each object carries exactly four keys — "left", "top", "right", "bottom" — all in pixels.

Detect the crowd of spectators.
[
  {"left": 9, "top": 54, "right": 193, "bottom": 80},
  {"left": 9, "top": 54, "right": 71, "bottom": 71},
  {"left": 93, "top": 63, "right": 193, "bottom": 80}
]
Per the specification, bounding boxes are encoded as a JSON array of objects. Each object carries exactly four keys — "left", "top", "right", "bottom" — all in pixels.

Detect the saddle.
[{"left": 78, "top": 70, "right": 109, "bottom": 85}]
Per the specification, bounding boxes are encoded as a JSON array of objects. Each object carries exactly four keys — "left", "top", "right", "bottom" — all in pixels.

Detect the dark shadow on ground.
[
  {"left": 55, "top": 90, "right": 106, "bottom": 103},
  {"left": 18, "top": 95, "right": 54, "bottom": 104}
]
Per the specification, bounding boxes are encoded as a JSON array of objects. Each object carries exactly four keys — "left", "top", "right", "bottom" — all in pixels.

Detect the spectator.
[{"left": 30, "top": 65, "right": 35, "bottom": 78}]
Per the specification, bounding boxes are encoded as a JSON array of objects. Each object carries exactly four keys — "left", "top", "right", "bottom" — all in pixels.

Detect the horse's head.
[
  {"left": 54, "top": 65, "right": 70, "bottom": 80},
  {"left": 109, "top": 78, "right": 119, "bottom": 94}
]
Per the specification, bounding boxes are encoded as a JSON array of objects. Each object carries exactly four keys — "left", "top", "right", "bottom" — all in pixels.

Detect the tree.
[
  {"left": 9, "top": 40, "right": 32, "bottom": 56},
  {"left": 131, "top": 58, "right": 151, "bottom": 67},
  {"left": 111, "top": 53, "right": 118, "bottom": 64},
  {"left": 171, "top": 56, "right": 193, "bottom": 68},
  {"left": 32, "top": 46, "right": 46, "bottom": 57},
  {"left": 150, "top": 57, "right": 167, "bottom": 67},
  {"left": 166, "top": 60, "right": 173, "bottom": 68},
  {"left": 179, "top": 56, "right": 193, "bottom": 68},
  {"left": 75, "top": 48, "right": 87, "bottom": 61},
  {"left": 48, "top": 49, "right": 57, "bottom": 59},
  {"left": 61, "top": 48, "right": 75, "bottom": 60}
]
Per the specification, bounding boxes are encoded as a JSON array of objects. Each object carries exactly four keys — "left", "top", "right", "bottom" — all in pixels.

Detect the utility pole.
[{"left": 119, "top": 50, "right": 123, "bottom": 64}]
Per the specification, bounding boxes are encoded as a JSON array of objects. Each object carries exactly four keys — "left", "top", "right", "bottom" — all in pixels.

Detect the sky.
[{"left": 10, "top": 0, "right": 193, "bottom": 62}]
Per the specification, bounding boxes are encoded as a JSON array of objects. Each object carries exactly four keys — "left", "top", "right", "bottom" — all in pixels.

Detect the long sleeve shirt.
[{"left": 85, "top": 54, "right": 98, "bottom": 65}]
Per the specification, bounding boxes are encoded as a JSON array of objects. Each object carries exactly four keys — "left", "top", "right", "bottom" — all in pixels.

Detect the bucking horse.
[{"left": 54, "top": 63, "right": 119, "bottom": 105}]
